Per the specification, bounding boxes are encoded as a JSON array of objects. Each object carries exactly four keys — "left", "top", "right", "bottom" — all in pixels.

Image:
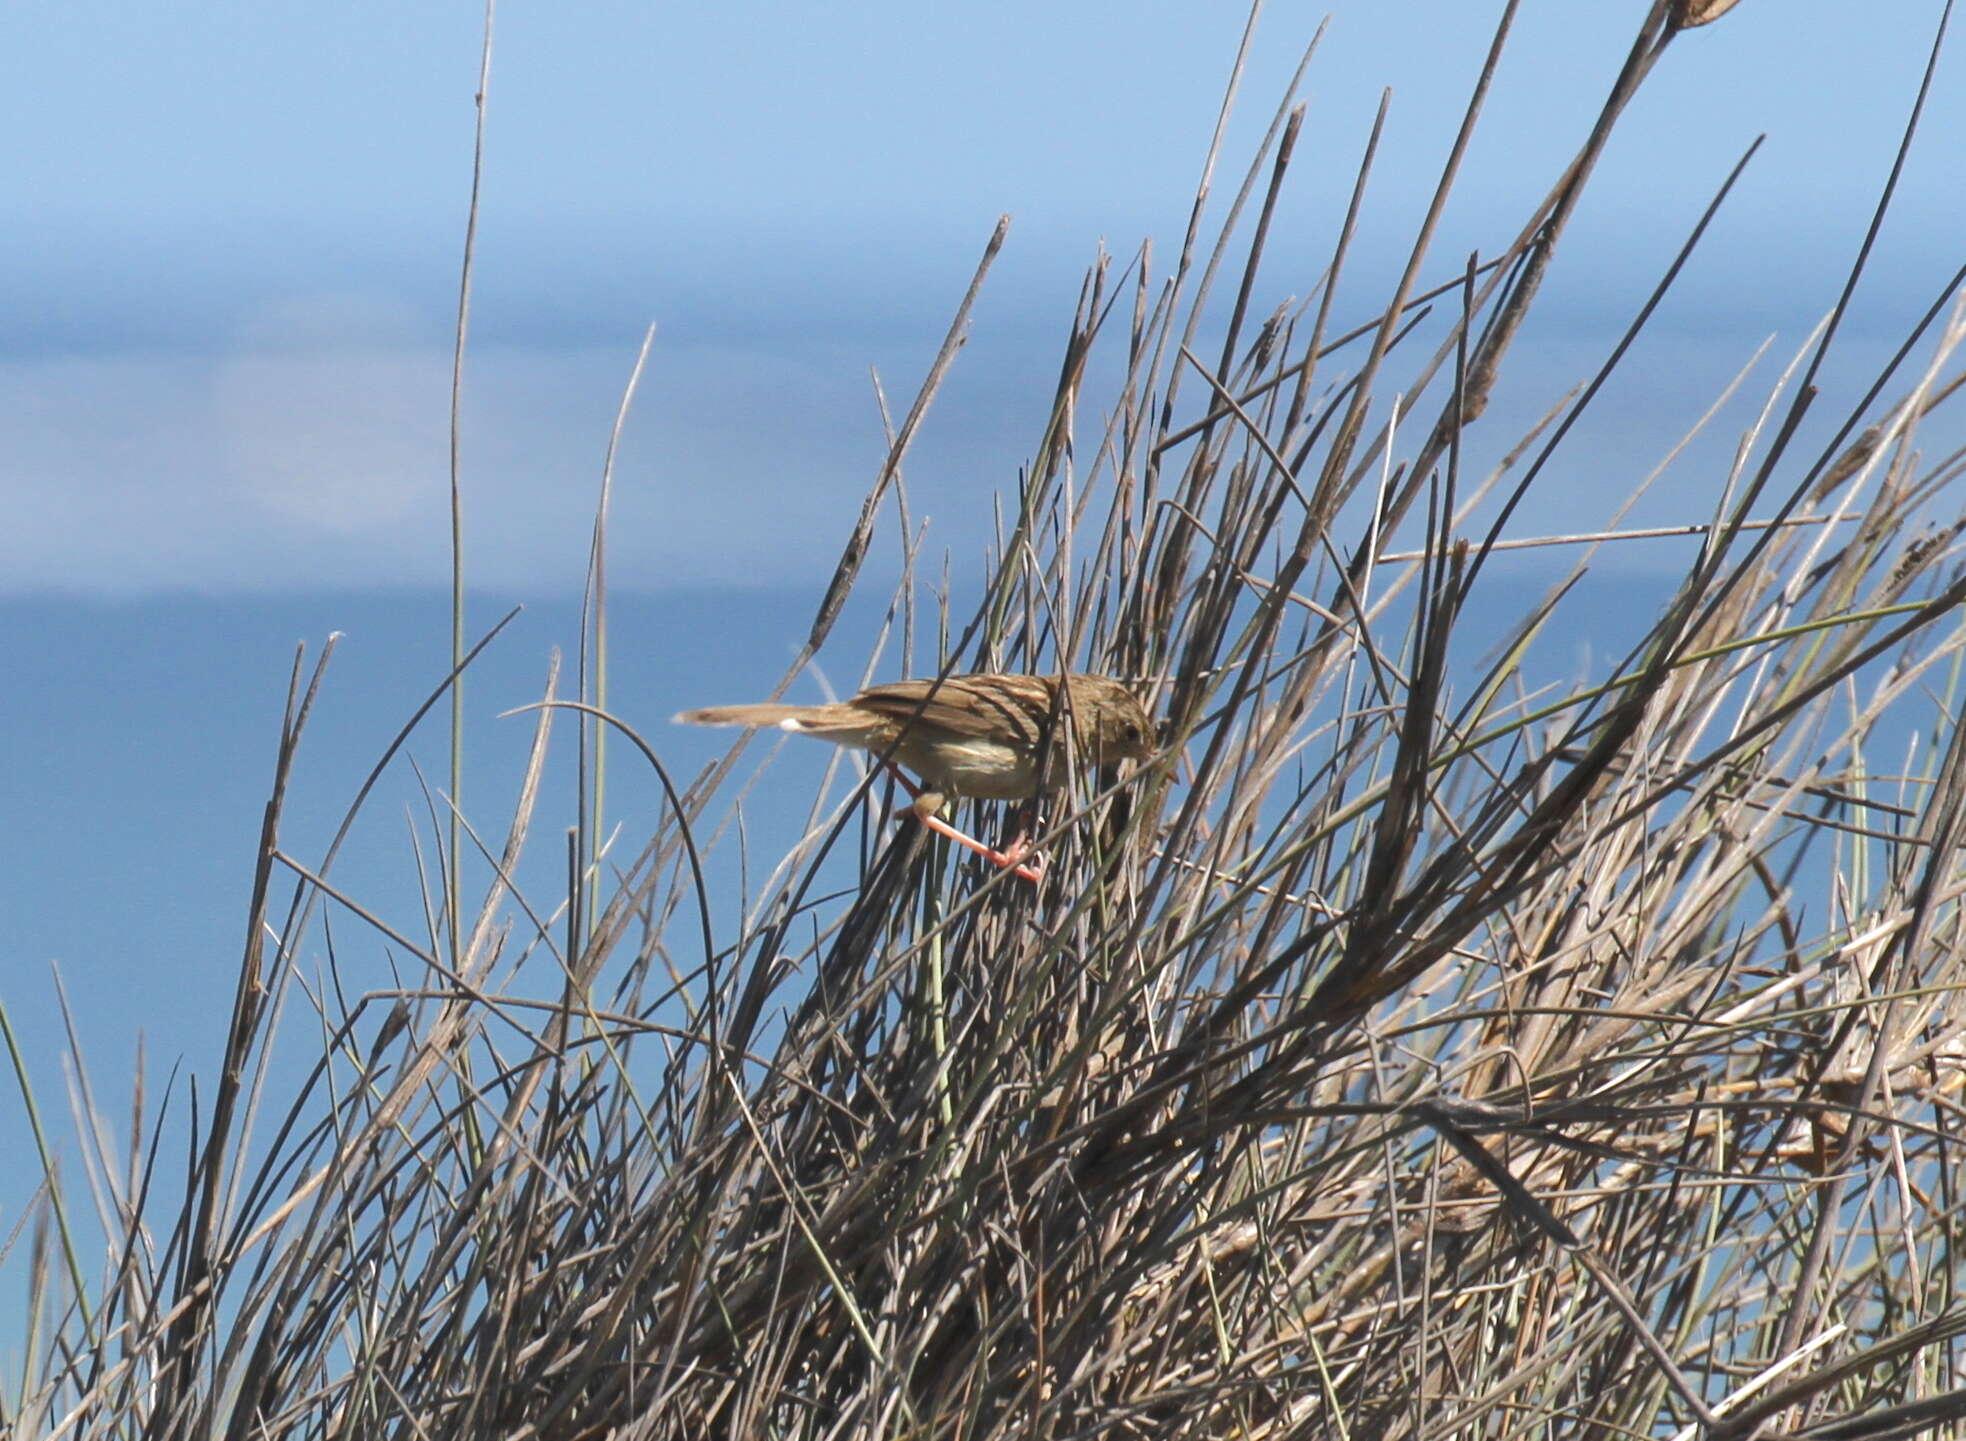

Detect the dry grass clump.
[{"left": 12, "top": 5, "right": 1966, "bottom": 1438}]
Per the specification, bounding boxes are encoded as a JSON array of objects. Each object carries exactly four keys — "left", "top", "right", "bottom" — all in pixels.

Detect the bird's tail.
[{"left": 673, "top": 703, "right": 813, "bottom": 729}]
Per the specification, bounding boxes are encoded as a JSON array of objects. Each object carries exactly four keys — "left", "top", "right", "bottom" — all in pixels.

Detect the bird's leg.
[{"left": 883, "top": 764, "right": 1043, "bottom": 882}]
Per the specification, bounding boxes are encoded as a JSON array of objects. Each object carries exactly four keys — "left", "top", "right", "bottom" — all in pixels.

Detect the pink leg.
[{"left": 883, "top": 764, "right": 1043, "bottom": 882}]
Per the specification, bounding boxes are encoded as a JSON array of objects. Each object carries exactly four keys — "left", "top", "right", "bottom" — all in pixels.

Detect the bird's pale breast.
[{"left": 897, "top": 732, "right": 1039, "bottom": 800}]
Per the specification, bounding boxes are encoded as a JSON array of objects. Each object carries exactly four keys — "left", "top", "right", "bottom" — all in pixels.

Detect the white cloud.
[
  {"left": 6, "top": 274, "right": 1910, "bottom": 599},
  {"left": 0, "top": 292, "right": 959, "bottom": 595},
  {"left": 213, "top": 293, "right": 450, "bottom": 536}
]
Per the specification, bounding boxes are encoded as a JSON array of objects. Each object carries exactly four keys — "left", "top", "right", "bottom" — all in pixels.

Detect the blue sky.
[
  {"left": 1, "top": 0, "right": 1963, "bottom": 1277},
  {"left": 3, "top": 1, "right": 1959, "bottom": 593}
]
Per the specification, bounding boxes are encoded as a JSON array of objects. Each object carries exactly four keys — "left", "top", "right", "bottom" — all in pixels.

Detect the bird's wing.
[{"left": 850, "top": 676, "right": 1052, "bottom": 744}]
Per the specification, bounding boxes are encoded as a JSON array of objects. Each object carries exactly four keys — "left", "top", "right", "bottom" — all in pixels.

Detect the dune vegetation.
[{"left": 11, "top": 3, "right": 1966, "bottom": 1437}]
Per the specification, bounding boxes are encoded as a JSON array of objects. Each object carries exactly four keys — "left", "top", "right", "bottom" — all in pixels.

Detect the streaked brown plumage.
[{"left": 674, "top": 671, "right": 1154, "bottom": 812}]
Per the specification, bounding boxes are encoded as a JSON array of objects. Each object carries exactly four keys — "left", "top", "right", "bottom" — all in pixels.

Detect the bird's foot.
[{"left": 886, "top": 765, "right": 1043, "bottom": 882}]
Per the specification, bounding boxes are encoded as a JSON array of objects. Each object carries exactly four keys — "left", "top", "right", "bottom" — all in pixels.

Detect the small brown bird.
[{"left": 675, "top": 672, "right": 1154, "bottom": 874}]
